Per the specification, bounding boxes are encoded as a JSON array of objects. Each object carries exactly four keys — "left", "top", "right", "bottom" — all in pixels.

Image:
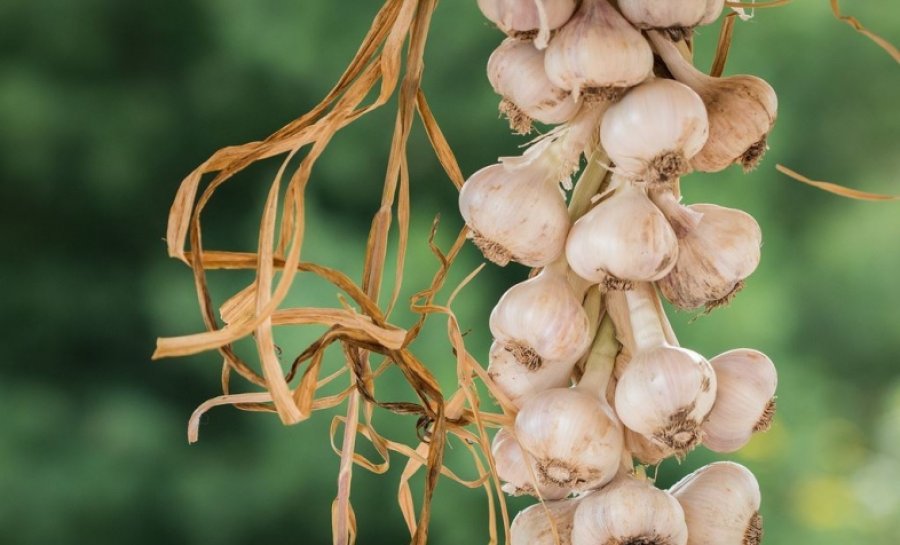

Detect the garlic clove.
[
  {"left": 493, "top": 428, "right": 571, "bottom": 500},
  {"left": 701, "top": 349, "right": 778, "bottom": 453},
  {"left": 487, "top": 340, "right": 574, "bottom": 408},
  {"left": 458, "top": 158, "right": 570, "bottom": 267},
  {"left": 618, "top": 0, "right": 707, "bottom": 39},
  {"left": 572, "top": 476, "right": 688, "bottom": 545},
  {"left": 515, "top": 387, "right": 623, "bottom": 492},
  {"left": 511, "top": 498, "right": 580, "bottom": 545},
  {"left": 670, "top": 462, "right": 763, "bottom": 545},
  {"left": 600, "top": 78, "right": 709, "bottom": 184},
  {"left": 488, "top": 38, "right": 582, "bottom": 134},
  {"left": 477, "top": 0, "right": 578, "bottom": 48},
  {"left": 544, "top": 0, "right": 653, "bottom": 100},
  {"left": 658, "top": 203, "right": 762, "bottom": 311},
  {"left": 489, "top": 267, "right": 593, "bottom": 368},
  {"left": 565, "top": 179, "right": 679, "bottom": 286}
]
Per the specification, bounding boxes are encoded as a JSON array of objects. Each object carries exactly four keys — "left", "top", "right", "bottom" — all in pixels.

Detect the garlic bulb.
[
  {"left": 477, "top": 0, "right": 578, "bottom": 48},
  {"left": 544, "top": 0, "right": 653, "bottom": 100},
  {"left": 565, "top": 178, "right": 678, "bottom": 286},
  {"left": 488, "top": 38, "right": 582, "bottom": 134},
  {"left": 600, "top": 78, "right": 708, "bottom": 184},
  {"left": 670, "top": 462, "right": 763, "bottom": 545},
  {"left": 488, "top": 340, "right": 574, "bottom": 408},
  {"left": 626, "top": 428, "right": 675, "bottom": 466},
  {"left": 649, "top": 32, "right": 778, "bottom": 172},
  {"left": 702, "top": 349, "right": 777, "bottom": 453},
  {"left": 511, "top": 499, "right": 579, "bottom": 545},
  {"left": 657, "top": 203, "right": 762, "bottom": 310},
  {"left": 614, "top": 283, "right": 716, "bottom": 454},
  {"left": 490, "top": 265, "right": 592, "bottom": 369},
  {"left": 572, "top": 476, "right": 688, "bottom": 545},
  {"left": 493, "top": 428, "right": 571, "bottom": 499},
  {"left": 618, "top": 0, "right": 707, "bottom": 37},
  {"left": 699, "top": 0, "right": 726, "bottom": 26},
  {"left": 458, "top": 155, "right": 570, "bottom": 267}
]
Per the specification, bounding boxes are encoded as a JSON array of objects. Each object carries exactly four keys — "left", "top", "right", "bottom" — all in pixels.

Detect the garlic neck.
[
  {"left": 648, "top": 30, "right": 708, "bottom": 90},
  {"left": 575, "top": 314, "right": 619, "bottom": 396},
  {"left": 650, "top": 188, "right": 703, "bottom": 238},
  {"left": 624, "top": 283, "right": 668, "bottom": 352}
]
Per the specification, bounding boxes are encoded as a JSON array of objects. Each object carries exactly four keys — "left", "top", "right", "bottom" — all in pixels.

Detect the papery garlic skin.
[
  {"left": 600, "top": 78, "right": 709, "bottom": 184},
  {"left": 619, "top": 0, "right": 706, "bottom": 35},
  {"left": 626, "top": 428, "right": 675, "bottom": 465},
  {"left": 493, "top": 428, "right": 571, "bottom": 500},
  {"left": 670, "top": 462, "right": 763, "bottom": 545},
  {"left": 488, "top": 38, "right": 582, "bottom": 134},
  {"left": 487, "top": 340, "right": 574, "bottom": 408},
  {"left": 511, "top": 499, "right": 579, "bottom": 545},
  {"left": 699, "top": 0, "right": 726, "bottom": 25},
  {"left": 658, "top": 203, "right": 762, "bottom": 310},
  {"left": 515, "top": 388, "right": 623, "bottom": 492},
  {"left": 649, "top": 32, "right": 778, "bottom": 172},
  {"left": 490, "top": 267, "right": 592, "bottom": 368},
  {"left": 702, "top": 349, "right": 777, "bottom": 453},
  {"left": 565, "top": 180, "right": 678, "bottom": 286},
  {"left": 459, "top": 159, "right": 570, "bottom": 267},
  {"left": 572, "top": 477, "right": 688, "bottom": 545},
  {"left": 544, "top": 0, "right": 653, "bottom": 99},
  {"left": 478, "top": 0, "right": 578, "bottom": 47}
]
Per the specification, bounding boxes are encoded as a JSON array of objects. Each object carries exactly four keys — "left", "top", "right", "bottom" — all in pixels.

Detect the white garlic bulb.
[
  {"left": 572, "top": 476, "right": 688, "bottom": 545},
  {"left": 487, "top": 340, "right": 574, "bottom": 408},
  {"left": 493, "top": 428, "right": 571, "bottom": 500},
  {"left": 626, "top": 428, "right": 675, "bottom": 466},
  {"left": 511, "top": 499, "right": 579, "bottom": 545},
  {"left": 699, "top": 0, "right": 726, "bottom": 25},
  {"left": 477, "top": 0, "right": 578, "bottom": 48},
  {"left": 657, "top": 203, "right": 762, "bottom": 310},
  {"left": 600, "top": 78, "right": 709, "bottom": 184},
  {"left": 565, "top": 179, "right": 679, "bottom": 286},
  {"left": 618, "top": 0, "right": 707, "bottom": 36},
  {"left": 649, "top": 32, "right": 778, "bottom": 172},
  {"left": 488, "top": 38, "right": 582, "bottom": 134},
  {"left": 458, "top": 155, "right": 570, "bottom": 267},
  {"left": 670, "top": 462, "right": 763, "bottom": 545},
  {"left": 702, "top": 349, "right": 777, "bottom": 453},
  {"left": 544, "top": 0, "right": 653, "bottom": 100},
  {"left": 515, "top": 386, "right": 623, "bottom": 492},
  {"left": 490, "top": 266, "right": 592, "bottom": 369},
  {"left": 614, "top": 284, "right": 716, "bottom": 454}
]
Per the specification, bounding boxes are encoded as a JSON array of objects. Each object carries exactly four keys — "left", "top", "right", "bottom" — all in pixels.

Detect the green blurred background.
[{"left": 1, "top": 0, "right": 898, "bottom": 543}]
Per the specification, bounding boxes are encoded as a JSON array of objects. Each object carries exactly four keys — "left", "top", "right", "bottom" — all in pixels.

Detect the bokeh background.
[{"left": 1, "top": 0, "right": 898, "bottom": 544}]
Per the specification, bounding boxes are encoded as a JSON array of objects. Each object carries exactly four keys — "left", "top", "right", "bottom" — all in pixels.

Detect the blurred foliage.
[{"left": 0, "top": 1, "right": 898, "bottom": 544}]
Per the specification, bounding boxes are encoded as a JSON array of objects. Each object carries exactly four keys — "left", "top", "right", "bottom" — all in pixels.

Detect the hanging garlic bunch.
[
  {"left": 571, "top": 476, "right": 688, "bottom": 545},
  {"left": 488, "top": 38, "right": 582, "bottom": 134},
  {"left": 458, "top": 148, "right": 570, "bottom": 267},
  {"left": 670, "top": 462, "right": 763, "bottom": 545},
  {"left": 612, "top": 284, "right": 717, "bottom": 454},
  {"left": 511, "top": 498, "right": 579, "bottom": 545},
  {"left": 649, "top": 31, "right": 778, "bottom": 172},
  {"left": 477, "top": 0, "right": 578, "bottom": 48},
  {"left": 702, "top": 349, "right": 778, "bottom": 452},
  {"left": 600, "top": 78, "right": 709, "bottom": 184},
  {"left": 544, "top": 0, "right": 653, "bottom": 100},
  {"left": 652, "top": 192, "right": 763, "bottom": 310},
  {"left": 565, "top": 177, "right": 679, "bottom": 288},
  {"left": 618, "top": 0, "right": 707, "bottom": 39}
]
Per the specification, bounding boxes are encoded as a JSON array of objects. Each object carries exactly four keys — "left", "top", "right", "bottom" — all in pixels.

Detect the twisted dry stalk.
[{"left": 152, "top": 1, "right": 898, "bottom": 544}]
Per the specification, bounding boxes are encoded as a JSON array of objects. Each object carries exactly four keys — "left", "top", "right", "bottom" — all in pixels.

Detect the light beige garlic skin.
[
  {"left": 515, "top": 387, "right": 623, "bottom": 492},
  {"left": 600, "top": 78, "right": 709, "bottom": 184},
  {"left": 565, "top": 180, "right": 678, "bottom": 286},
  {"left": 572, "top": 476, "right": 689, "bottom": 545},
  {"left": 626, "top": 428, "right": 675, "bottom": 465},
  {"left": 488, "top": 340, "right": 573, "bottom": 408},
  {"left": 702, "top": 349, "right": 777, "bottom": 453},
  {"left": 544, "top": 0, "right": 653, "bottom": 100},
  {"left": 493, "top": 428, "right": 571, "bottom": 500},
  {"left": 657, "top": 203, "right": 762, "bottom": 310},
  {"left": 618, "top": 0, "right": 707, "bottom": 35},
  {"left": 649, "top": 32, "right": 778, "bottom": 172},
  {"left": 670, "top": 462, "right": 763, "bottom": 545},
  {"left": 488, "top": 38, "right": 582, "bottom": 134},
  {"left": 511, "top": 498, "right": 579, "bottom": 545},
  {"left": 458, "top": 160, "right": 570, "bottom": 267},
  {"left": 477, "top": 0, "right": 578, "bottom": 48},
  {"left": 699, "top": 0, "right": 726, "bottom": 25},
  {"left": 490, "top": 267, "right": 592, "bottom": 369}
]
